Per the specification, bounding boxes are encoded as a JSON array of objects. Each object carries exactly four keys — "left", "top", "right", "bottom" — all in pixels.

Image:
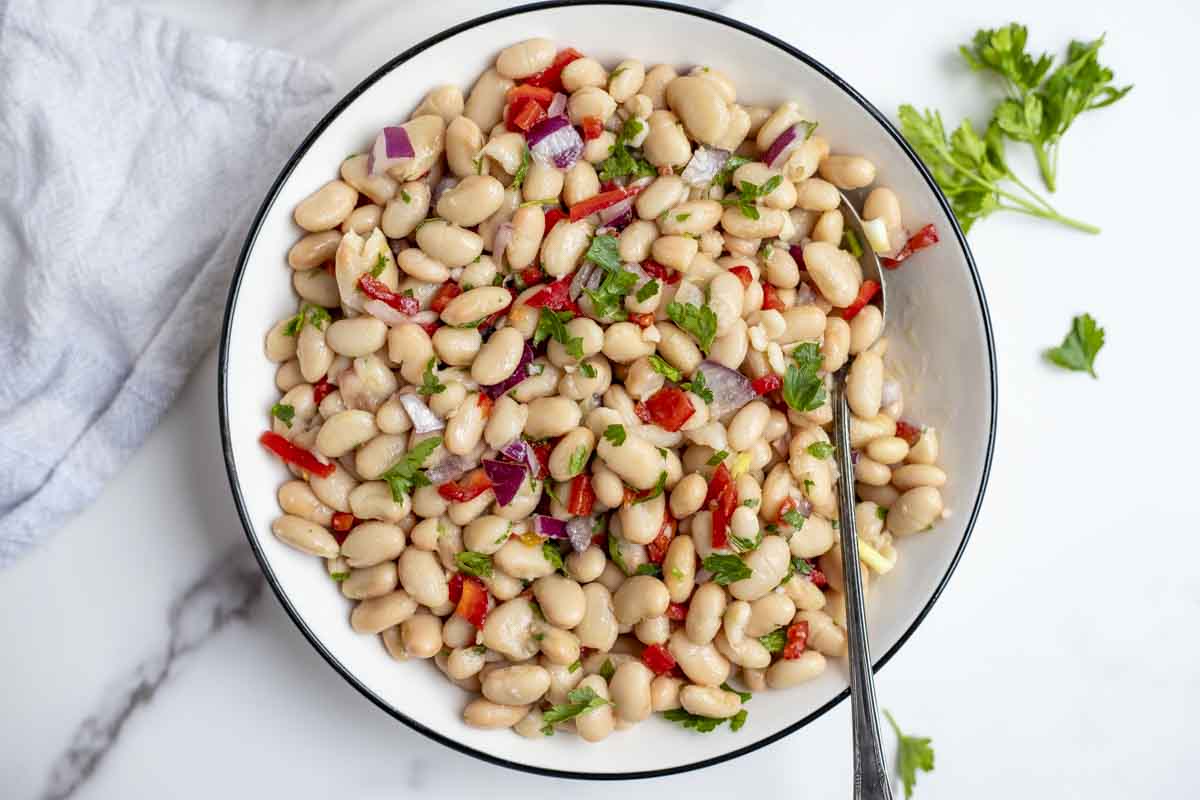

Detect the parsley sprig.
[
  {"left": 1045, "top": 312, "right": 1104, "bottom": 377},
  {"left": 583, "top": 236, "right": 638, "bottom": 321},
  {"left": 702, "top": 553, "right": 751, "bottom": 585},
  {"left": 720, "top": 175, "right": 782, "bottom": 220},
  {"left": 598, "top": 118, "right": 656, "bottom": 182},
  {"left": 666, "top": 302, "right": 717, "bottom": 354},
  {"left": 455, "top": 551, "right": 493, "bottom": 578},
  {"left": 282, "top": 303, "right": 332, "bottom": 336},
  {"left": 541, "top": 687, "right": 613, "bottom": 735},
  {"left": 533, "top": 308, "right": 583, "bottom": 358},
  {"left": 782, "top": 342, "right": 826, "bottom": 413},
  {"left": 380, "top": 436, "right": 441, "bottom": 501},
  {"left": 418, "top": 358, "right": 445, "bottom": 396},
  {"left": 884, "top": 710, "right": 935, "bottom": 799}
]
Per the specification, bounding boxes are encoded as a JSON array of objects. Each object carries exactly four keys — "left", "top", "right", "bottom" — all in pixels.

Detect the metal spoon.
[{"left": 832, "top": 195, "right": 892, "bottom": 800}]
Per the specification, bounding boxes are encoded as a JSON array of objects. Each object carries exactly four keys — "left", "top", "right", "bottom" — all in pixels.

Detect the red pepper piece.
[
  {"left": 507, "top": 84, "right": 556, "bottom": 107},
  {"left": 641, "top": 643, "right": 677, "bottom": 675},
  {"left": 569, "top": 187, "right": 633, "bottom": 222},
  {"left": 581, "top": 115, "right": 604, "bottom": 140},
  {"left": 506, "top": 96, "right": 547, "bottom": 132},
  {"left": 437, "top": 468, "right": 493, "bottom": 502},
  {"left": 705, "top": 463, "right": 737, "bottom": 550},
  {"left": 633, "top": 402, "right": 652, "bottom": 424},
  {"left": 430, "top": 282, "right": 462, "bottom": 313},
  {"left": 567, "top": 474, "right": 595, "bottom": 516},
  {"left": 519, "top": 264, "right": 544, "bottom": 288},
  {"left": 524, "top": 48, "right": 583, "bottom": 92},
  {"left": 259, "top": 431, "right": 335, "bottom": 478},
  {"left": 419, "top": 321, "right": 439, "bottom": 337},
  {"left": 761, "top": 282, "right": 786, "bottom": 311},
  {"left": 641, "top": 259, "right": 681, "bottom": 285},
  {"left": 358, "top": 274, "right": 420, "bottom": 315},
  {"left": 448, "top": 572, "right": 464, "bottom": 604},
  {"left": 455, "top": 576, "right": 489, "bottom": 628},
  {"left": 645, "top": 514, "right": 675, "bottom": 564},
  {"left": 630, "top": 312, "right": 656, "bottom": 328},
  {"left": 728, "top": 265, "right": 753, "bottom": 288},
  {"left": 810, "top": 566, "right": 828, "bottom": 588},
  {"left": 666, "top": 602, "right": 688, "bottom": 621},
  {"left": 881, "top": 223, "right": 939, "bottom": 269},
  {"left": 524, "top": 273, "right": 576, "bottom": 313},
  {"left": 783, "top": 620, "right": 809, "bottom": 660},
  {"left": 312, "top": 376, "right": 334, "bottom": 404},
  {"left": 642, "top": 385, "right": 695, "bottom": 432},
  {"left": 476, "top": 392, "right": 494, "bottom": 417},
  {"left": 894, "top": 420, "right": 922, "bottom": 447},
  {"left": 479, "top": 287, "right": 516, "bottom": 331},
  {"left": 544, "top": 207, "right": 568, "bottom": 232},
  {"left": 838, "top": 279, "right": 879, "bottom": 321},
  {"left": 528, "top": 440, "right": 552, "bottom": 479},
  {"left": 331, "top": 512, "right": 356, "bottom": 533},
  {"left": 751, "top": 373, "right": 782, "bottom": 396}
]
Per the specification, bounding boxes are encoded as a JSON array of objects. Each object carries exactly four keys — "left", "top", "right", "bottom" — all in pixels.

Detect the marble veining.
[{"left": 40, "top": 549, "right": 263, "bottom": 800}]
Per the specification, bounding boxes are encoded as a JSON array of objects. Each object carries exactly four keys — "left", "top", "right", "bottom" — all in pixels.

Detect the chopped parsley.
[
  {"left": 568, "top": 445, "right": 590, "bottom": 477},
  {"left": 598, "top": 117, "right": 656, "bottom": 181},
  {"left": 730, "top": 530, "right": 763, "bottom": 553},
  {"left": 742, "top": 498, "right": 759, "bottom": 508},
  {"left": 712, "top": 154, "right": 751, "bottom": 187},
  {"left": 418, "top": 357, "right": 445, "bottom": 396},
  {"left": 541, "top": 687, "right": 613, "bottom": 735},
  {"left": 806, "top": 441, "right": 835, "bottom": 459},
  {"left": 782, "top": 342, "right": 826, "bottom": 412},
  {"left": 282, "top": 303, "right": 332, "bottom": 336},
  {"left": 584, "top": 234, "right": 621, "bottom": 272},
  {"left": 603, "top": 424, "right": 627, "bottom": 446},
  {"left": 369, "top": 252, "right": 388, "bottom": 278},
  {"left": 511, "top": 146, "right": 531, "bottom": 192},
  {"left": 542, "top": 542, "right": 564, "bottom": 570},
  {"left": 579, "top": 362, "right": 597, "bottom": 379},
  {"left": 270, "top": 403, "right": 295, "bottom": 427},
  {"left": 707, "top": 450, "right": 729, "bottom": 466},
  {"left": 632, "top": 471, "right": 668, "bottom": 505},
  {"left": 533, "top": 308, "right": 584, "bottom": 358},
  {"left": 648, "top": 354, "right": 682, "bottom": 383},
  {"left": 666, "top": 301, "right": 717, "bottom": 354},
  {"left": 400, "top": 189, "right": 412, "bottom": 203},
  {"left": 608, "top": 529, "right": 631, "bottom": 575},
  {"left": 841, "top": 227, "right": 863, "bottom": 258},
  {"left": 568, "top": 659, "right": 583, "bottom": 673},
  {"left": 330, "top": 571, "right": 350, "bottom": 582},
  {"left": 702, "top": 553, "right": 752, "bottom": 585},
  {"left": 876, "top": 505, "right": 889, "bottom": 521},
  {"left": 455, "top": 551, "right": 493, "bottom": 578},
  {"left": 599, "top": 658, "right": 616, "bottom": 681},
  {"left": 584, "top": 241, "right": 639, "bottom": 321},
  {"left": 759, "top": 628, "right": 786, "bottom": 653},
  {"left": 380, "top": 436, "right": 441, "bottom": 501},
  {"left": 663, "top": 707, "right": 748, "bottom": 733},
  {"left": 635, "top": 279, "right": 660, "bottom": 303},
  {"left": 675, "top": 213, "right": 692, "bottom": 222},
  {"left": 721, "top": 175, "right": 783, "bottom": 220},
  {"left": 634, "top": 563, "right": 662, "bottom": 577},
  {"left": 782, "top": 508, "right": 807, "bottom": 529},
  {"left": 681, "top": 368, "right": 713, "bottom": 404}
]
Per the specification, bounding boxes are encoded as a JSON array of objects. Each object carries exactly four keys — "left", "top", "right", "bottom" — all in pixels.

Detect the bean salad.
[{"left": 262, "top": 38, "right": 948, "bottom": 740}]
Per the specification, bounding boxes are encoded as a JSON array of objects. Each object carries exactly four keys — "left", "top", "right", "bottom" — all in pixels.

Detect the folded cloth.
[{"left": 0, "top": 0, "right": 336, "bottom": 566}]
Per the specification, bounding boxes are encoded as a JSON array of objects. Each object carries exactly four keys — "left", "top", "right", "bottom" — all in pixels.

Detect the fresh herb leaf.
[
  {"left": 782, "top": 342, "right": 826, "bottom": 412},
  {"left": 730, "top": 530, "right": 763, "bottom": 553},
  {"left": 876, "top": 505, "right": 889, "bottom": 521},
  {"left": 597, "top": 118, "right": 656, "bottom": 181},
  {"left": 455, "top": 551, "right": 493, "bottom": 578},
  {"left": 636, "top": 279, "right": 660, "bottom": 303},
  {"left": 400, "top": 189, "right": 412, "bottom": 203},
  {"left": 803, "top": 479, "right": 815, "bottom": 494},
  {"left": 675, "top": 213, "right": 691, "bottom": 222},
  {"left": 721, "top": 682, "right": 752, "bottom": 704},
  {"left": 759, "top": 628, "right": 786, "bottom": 653},
  {"left": 729, "top": 709, "right": 748, "bottom": 731},
  {"left": 1044, "top": 313, "right": 1104, "bottom": 377},
  {"left": 884, "top": 710, "right": 935, "bottom": 799},
  {"left": 702, "top": 553, "right": 752, "bottom": 585},
  {"left": 680, "top": 368, "right": 713, "bottom": 404},
  {"left": 841, "top": 228, "right": 863, "bottom": 258},
  {"left": 542, "top": 542, "right": 564, "bottom": 571},
  {"left": 283, "top": 303, "right": 332, "bottom": 336},
  {"left": 380, "top": 436, "right": 441, "bottom": 501},
  {"left": 511, "top": 145, "right": 532, "bottom": 191},
  {"left": 418, "top": 357, "right": 446, "bottom": 396},
  {"left": 742, "top": 498, "right": 759, "bottom": 508},
  {"left": 599, "top": 658, "right": 616, "bottom": 681},
  {"left": 583, "top": 244, "right": 638, "bottom": 321},
  {"left": 806, "top": 441, "right": 835, "bottom": 459},
  {"left": 518, "top": 197, "right": 561, "bottom": 208},
  {"left": 635, "top": 563, "right": 662, "bottom": 576},
  {"left": 568, "top": 445, "right": 590, "bottom": 477},
  {"left": 608, "top": 529, "right": 630, "bottom": 576},
  {"left": 633, "top": 471, "right": 667, "bottom": 505},
  {"left": 663, "top": 707, "right": 747, "bottom": 733},
  {"left": 707, "top": 450, "right": 729, "bottom": 466},
  {"left": 648, "top": 354, "right": 683, "bottom": 383},
  {"left": 534, "top": 308, "right": 584, "bottom": 358},
  {"left": 541, "top": 687, "right": 613, "bottom": 734},
  {"left": 782, "top": 508, "right": 806, "bottom": 529},
  {"left": 720, "top": 176, "right": 782, "bottom": 219},
  {"left": 603, "top": 424, "right": 627, "bottom": 446},
  {"left": 666, "top": 301, "right": 717, "bottom": 354},
  {"left": 369, "top": 252, "right": 388, "bottom": 278},
  {"left": 568, "top": 659, "right": 583, "bottom": 673},
  {"left": 670, "top": 566, "right": 684, "bottom": 580},
  {"left": 712, "top": 154, "right": 751, "bottom": 187},
  {"left": 330, "top": 571, "right": 350, "bottom": 582},
  {"left": 270, "top": 403, "right": 295, "bottom": 427},
  {"left": 579, "top": 362, "right": 597, "bottom": 378}
]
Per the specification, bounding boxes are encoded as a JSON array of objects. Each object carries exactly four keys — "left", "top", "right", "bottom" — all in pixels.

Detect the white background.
[{"left": 2, "top": 1, "right": 1197, "bottom": 798}]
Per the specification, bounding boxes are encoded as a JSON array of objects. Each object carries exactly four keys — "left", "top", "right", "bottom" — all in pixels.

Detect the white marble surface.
[{"left": 3, "top": 0, "right": 1198, "bottom": 797}]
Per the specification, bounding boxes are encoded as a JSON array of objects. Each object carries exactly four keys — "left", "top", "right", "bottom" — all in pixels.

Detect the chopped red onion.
[
  {"left": 367, "top": 126, "right": 414, "bottom": 175},
  {"left": 795, "top": 496, "right": 813, "bottom": 517},
  {"left": 566, "top": 516, "right": 595, "bottom": 552},
  {"left": 397, "top": 393, "right": 444, "bottom": 433},
  {"left": 534, "top": 514, "right": 569, "bottom": 539},
  {"left": 764, "top": 121, "right": 817, "bottom": 170},
  {"left": 431, "top": 175, "right": 458, "bottom": 205},
  {"left": 680, "top": 146, "right": 731, "bottom": 186},
  {"left": 880, "top": 379, "right": 901, "bottom": 408},
  {"left": 498, "top": 438, "right": 527, "bottom": 462},
  {"left": 851, "top": 449, "right": 861, "bottom": 466},
  {"left": 527, "top": 116, "right": 583, "bottom": 170},
  {"left": 569, "top": 261, "right": 597, "bottom": 301},
  {"left": 789, "top": 243, "right": 806, "bottom": 269},
  {"left": 483, "top": 459, "right": 527, "bottom": 506},
  {"left": 481, "top": 343, "right": 534, "bottom": 398},
  {"left": 695, "top": 360, "right": 757, "bottom": 419},
  {"left": 425, "top": 453, "right": 475, "bottom": 485},
  {"left": 598, "top": 196, "right": 634, "bottom": 227},
  {"left": 793, "top": 282, "right": 816, "bottom": 306},
  {"left": 362, "top": 299, "right": 410, "bottom": 326},
  {"left": 547, "top": 92, "right": 567, "bottom": 118}
]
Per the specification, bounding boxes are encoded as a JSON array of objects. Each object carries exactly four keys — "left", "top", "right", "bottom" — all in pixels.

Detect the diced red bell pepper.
[
  {"left": 666, "top": 602, "right": 688, "bottom": 621},
  {"left": 728, "top": 265, "right": 753, "bottom": 288},
  {"left": 358, "top": 274, "right": 420, "bottom": 315},
  {"left": 505, "top": 96, "right": 547, "bottom": 132},
  {"left": 525, "top": 273, "right": 577, "bottom": 313},
  {"left": 448, "top": 572, "right": 464, "bottom": 604},
  {"left": 641, "top": 643, "right": 677, "bottom": 675},
  {"left": 430, "top": 282, "right": 462, "bottom": 313},
  {"left": 761, "top": 282, "right": 786, "bottom": 311},
  {"left": 518, "top": 264, "right": 544, "bottom": 289},
  {"left": 630, "top": 312, "right": 656, "bottom": 328},
  {"left": 645, "top": 514, "right": 675, "bottom": 564},
  {"left": 641, "top": 259, "right": 681, "bottom": 285},
  {"left": 331, "top": 512, "right": 357, "bottom": 533},
  {"left": 419, "top": 321, "right": 440, "bottom": 337},
  {"left": 479, "top": 287, "right": 516, "bottom": 331},
  {"left": 544, "top": 207, "right": 568, "bottom": 232},
  {"left": 455, "top": 576, "right": 489, "bottom": 629},
  {"left": 634, "top": 402, "right": 652, "bottom": 425},
  {"left": 569, "top": 187, "right": 634, "bottom": 222},
  {"left": 783, "top": 620, "right": 809, "bottom": 660},
  {"left": 259, "top": 431, "right": 334, "bottom": 478},
  {"left": 789, "top": 243, "right": 805, "bottom": 269},
  {"left": 507, "top": 83, "right": 556, "bottom": 107},
  {"left": 524, "top": 48, "right": 583, "bottom": 92},
  {"left": 476, "top": 392, "right": 494, "bottom": 417},
  {"left": 581, "top": 115, "right": 604, "bottom": 141},
  {"left": 312, "top": 376, "right": 334, "bottom": 404},
  {"left": 751, "top": 373, "right": 781, "bottom": 396},
  {"left": 705, "top": 462, "right": 737, "bottom": 550},
  {"left": 810, "top": 566, "right": 828, "bottom": 588},
  {"left": 567, "top": 474, "right": 595, "bottom": 516},
  {"left": 895, "top": 420, "right": 922, "bottom": 447},
  {"left": 437, "top": 468, "right": 493, "bottom": 502},
  {"left": 528, "top": 440, "right": 552, "bottom": 479},
  {"left": 881, "top": 223, "right": 939, "bottom": 269},
  {"left": 838, "top": 279, "right": 879, "bottom": 321},
  {"left": 642, "top": 385, "right": 695, "bottom": 432}
]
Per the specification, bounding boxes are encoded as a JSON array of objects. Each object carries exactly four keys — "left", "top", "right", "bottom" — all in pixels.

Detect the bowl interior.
[{"left": 221, "top": 1, "right": 994, "bottom": 778}]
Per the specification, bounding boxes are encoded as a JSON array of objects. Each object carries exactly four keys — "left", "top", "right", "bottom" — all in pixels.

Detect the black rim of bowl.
[{"left": 218, "top": 0, "right": 998, "bottom": 781}]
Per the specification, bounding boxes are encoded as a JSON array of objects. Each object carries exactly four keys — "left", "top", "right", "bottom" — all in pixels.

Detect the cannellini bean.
[
  {"left": 766, "top": 650, "right": 826, "bottom": 688},
  {"left": 341, "top": 521, "right": 405, "bottom": 567},
  {"left": 802, "top": 241, "right": 862, "bottom": 307},
  {"left": 610, "top": 661, "right": 654, "bottom": 722},
  {"left": 819, "top": 155, "right": 877, "bottom": 190},
  {"left": 351, "top": 591, "right": 417, "bottom": 634},
  {"left": 887, "top": 487, "right": 945, "bottom": 535},
  {"left": 482, "top": 664, "right": 551, "bottom": 706},
  {"left": 294, "top": 180, "right": 357, "bottom": 232},
  {"left": 437, "top": 175, "right": 505, "bottom": 227},
  {"left": 668, "top": 629, "right": 730, "bottom": 687},
  {"left": 341, "top": 561, "right": 399, "bottom": 600},
  {"left": 576, "top": 583, "right": 619, "bottom": 651},
  {"left": 271, "top": 515, "right": 338, "bottom": 558},
  {"left": 496, "top": 38, "right": 556, "bottom": 79},
  {"left": 463, "top": 698, "right": 529, "bottom": 730},
  {"left": 680, "top": 685, "right": 742, "bottom": 719},
  {"left": 729, "top": 536, "right": 790, "bottom": 601}
]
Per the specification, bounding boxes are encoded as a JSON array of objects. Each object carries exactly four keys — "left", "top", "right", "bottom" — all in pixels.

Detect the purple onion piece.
[
  {"left": 789, "top": 243, "right": 806, "bottom": 268},
  {"left": 526, "top": 115, "right": 569, "bottom": 146},
  {"left": 425, "top": 453, "right": 474, "bottom": 485},
  {"left": 764, "top": 121, "right": 817, "bottom": 170},
  {"left": 482, "top": 343, "right": 535, "bottom": 398},
  {"left": 534, "top": 514, "right": 569, "bottom": 539},
  {"left": 529, "top": 116, "right": 583, "bottom": 170},
  {"left": 597, "top": 196, "right": 634, "bottom": 226},
  {"left": 483, "top": 459, "right": 527, "bottom": 507},
  {"left": 547, "top": 92, "right": 567, "bottom": 118},
  {"left": 566, "top": 516, "right": 595, "bottom": 553},
  {"left": 695, "top": 360, "right": 757, "bottom": 419},
  {"left": 367, "top": 126, "right": 414, "bottom": 175},
  {"left": 431, "top": 175, "right": 458, "bottom": 205},
  {"left": 569, "top": 261, "right": 597, "bottom": 301},
  {"left": 796, "top": 496, "right": 813, "bottom": 517},
  {"left": 397, "top": 393, "right": 444, "bottom": 433},
  {"left": 498, "top": 438, "right": 527, "bottom": 463},
  {"left": 680, "top": 146, "right": 731, "bottom": 186}
]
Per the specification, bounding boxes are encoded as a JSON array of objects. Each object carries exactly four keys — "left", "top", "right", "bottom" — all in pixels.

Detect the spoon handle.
[{"left": 833, "top": 371, "right": 894, "bottom": 800}]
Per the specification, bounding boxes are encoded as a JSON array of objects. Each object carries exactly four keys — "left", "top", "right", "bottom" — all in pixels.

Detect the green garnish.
[
  {"left": 648, "top": 354, "right": 682, "bottom": 383},
  {"left": 841, "top": 228, "right": 863, "bottom": 258},
  {"left": 599, "top": 658, "right": 616, "bottom": 681},
  {"left": 418, "top": 357, "right": 445, "bottom": 396},
  {"left": 675, "top": 213, "right": 691, "bottom": 222},
  {"left": 663, "top": 707, "right": 748, "bottom": 733},
  {"left": 511, "top": 146, "right": 531, "bottom": 191},
  {"left": 632, "top": 471, "right": 667, "bottom": 505},
  {"left": 782, "top": 342, "right": 826, "bottom": 412},
  {"left": 635, "top": 279, "right": 660, "bottom": 303},
  {"left": 330, "top": 572, "right": 350, "bottom": 582},
  {"left": 1044, "top": 312, "right": 1104, "bottom": 377},
  {"left": 634, "top": 563, "right": 662, "bottom": 577},
  {"left": 720, "top": 176, "right": 782, "bottom": 220},
  {"left": 603, "top": 424, "right": 627, "bottom": 446},
  {"left": 568, "top": 659, "right": 583, "bottom": 673},
  {"left": 758, "top": 628, "right": 786, "bottom": 653},
  {"left": 702, "top": 553, "right": 752, "bottom": 585},
  {"left": 400, "top": 189, "right": 412, "bottom": 203},
  {"left": 730, "top": 531, "right": 763, "bottom": 553},
  {"left": 270, "top": 403, "right": 295, "bottom": 427},
  {"left": 598, "top": 118, "right": 656, "bottom": 181},
  {"left": 707, "top": 450, "right": 729, "bottom": 466},
  {"left": 455, "top": 551, "right": 493, "bottom": 578},
  {"left": 540, "top": 687, "right": 613, "bottom": 735},
  {"left": 666, "top": 301, "right": 717, "bottom": 354},
  {"left": 568, "top": 445, "right": 590, "bottom": 477},
  {"left": 806, "top": 441, "right": 835, "bottom": 459},
  {"left": 380, "top": 436, "right": 441, "bottom": 501},
  {"left": 680, "top": 368, "right": 713, "bottom": 404},
  {"left": 782, "top": 509, "right": 806, "bottom": 529},
  {"left": 712, "top": 154, "right": 751, "bottom": 187},
  {"left": 579, "top": 362, "right": 597, "bottom": 379},
  {"left": 533, "top": 308, "right": 584, "bottom": 358},
  {"left": 884, "top": 710, "right": 935, "bottom": 799},
  {"left": 542, "top": 542, "right": 564, "bottom": 571},
  {"left": 282, "top": 303, "right": 332, "bottom": 336}
]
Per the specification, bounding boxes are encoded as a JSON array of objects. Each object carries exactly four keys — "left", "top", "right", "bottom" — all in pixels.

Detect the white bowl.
[{"left": 219, "top": 0, "right": 996, "bottom": 779}]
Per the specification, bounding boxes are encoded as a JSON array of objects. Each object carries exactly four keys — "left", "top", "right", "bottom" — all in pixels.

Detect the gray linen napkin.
[{"left": 0, "top": 0, "right": 337, "bottom": 565}]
